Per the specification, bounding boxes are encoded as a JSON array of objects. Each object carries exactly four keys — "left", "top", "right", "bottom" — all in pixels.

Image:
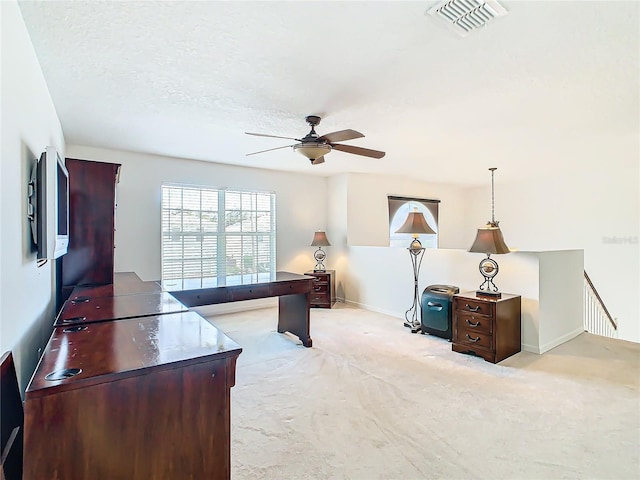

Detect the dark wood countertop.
[
  {"left": 54, "top": 291, "right": 188, "bottom": 327},
  {"left": 455, "top": 291, "right": 521, "bottom": 302},
  {"left": 160, "top": 271, "right": 315, "bottom": 291},
  {"left": 27, "top": 311, "right": 242, "bottom": 398}
]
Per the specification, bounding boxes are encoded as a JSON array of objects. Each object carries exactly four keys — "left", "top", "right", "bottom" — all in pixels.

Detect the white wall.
[
  {"left": 65, "top": 145, "right": 327, "bottom": 281},
  {"left": 538, "top": 250, "right": 584, "bottom": 352},
  {"left": 327, "top": 174, "right": 349, "bottom": 300},
  {"left": 0, "top": 0, "right": 66, "bottom": 391},
  {"left": 467, "top": 166, "right": 639, "bottom": 342}
]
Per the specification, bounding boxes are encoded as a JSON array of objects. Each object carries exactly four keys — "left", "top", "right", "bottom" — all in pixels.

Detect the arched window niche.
[{"left": 388, "top": 196, "right": 440, "bottom": 249}]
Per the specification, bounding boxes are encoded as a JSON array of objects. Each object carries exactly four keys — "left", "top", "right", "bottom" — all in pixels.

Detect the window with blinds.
[{"left": 161, "top": 184, "right": 276, "bottom": 287}]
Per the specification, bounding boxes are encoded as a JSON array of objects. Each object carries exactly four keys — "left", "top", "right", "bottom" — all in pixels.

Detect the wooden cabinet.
[
  {"left": 61, "top": 158, "right": 121, "bottom": 300},
  {"left": 452, "top": 292, "right": 521, "bottom": 363},
  {"left": 1, "top": 352, "right": 23, "bottom": 480},
  {"left": 305, "top": 270, "right": 336, "bottom": 308},
  {"left": 23, "top": 311, "right": 242, "bottom": 480}
]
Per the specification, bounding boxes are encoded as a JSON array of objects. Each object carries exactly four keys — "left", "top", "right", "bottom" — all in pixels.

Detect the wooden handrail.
[{"left": 584, "top": 271, "right": 617, "bottom": 330}]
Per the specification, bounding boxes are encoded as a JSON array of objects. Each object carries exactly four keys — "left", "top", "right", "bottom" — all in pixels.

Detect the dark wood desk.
[
  {"left": 24, "top": 311, "right": 242, "bottom": 480},
  {"left": 164, "top": 271, "right": 315, "bottom": 347},
  {"left": 54, "top": 290, "right": 188, "bottom": 327},
  {"left": 24, "top": 271, "right": 311, "bottom": 479},
  {"left": 55, "top": 272, "right": 185, "bottom": 327}
]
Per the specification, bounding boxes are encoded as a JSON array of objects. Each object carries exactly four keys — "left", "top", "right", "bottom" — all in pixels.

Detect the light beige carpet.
[{"left": 202, "top": 303, "right": 640, "bottom": 480}]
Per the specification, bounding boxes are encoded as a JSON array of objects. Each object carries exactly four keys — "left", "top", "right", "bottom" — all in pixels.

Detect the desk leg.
[{"left": 278, "top": 293, "right": 312, "bottom": 347}]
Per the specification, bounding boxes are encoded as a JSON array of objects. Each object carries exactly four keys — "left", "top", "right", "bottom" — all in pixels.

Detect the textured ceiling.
[{"left": 18, "top": 1, "right": 639, "bottom": 186}]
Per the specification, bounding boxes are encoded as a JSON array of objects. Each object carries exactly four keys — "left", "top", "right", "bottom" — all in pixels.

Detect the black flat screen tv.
[{"left": 28, "top": 146, "right": 69, "bottom": 260}]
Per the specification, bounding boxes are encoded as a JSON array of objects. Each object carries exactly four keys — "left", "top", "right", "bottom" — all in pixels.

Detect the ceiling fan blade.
[
  {"left": 332, "top": 143, "right": 386, "bottom": 159},
  {"left": 317, "top": 129, "right": 364, "bottom": 143},
  {"left": 245, "top": 132, "right": 300, "bottom": 141},
  {"left": 312, "top": 156, "right": 326, "bottom": 165},
  {"left": 246, "top": 144, "right": 296, "bottom": 156}
]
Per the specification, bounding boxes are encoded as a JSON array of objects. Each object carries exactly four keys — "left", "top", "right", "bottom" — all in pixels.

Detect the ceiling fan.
[{"left": 245, "top": 115, "right": 385, "bottom": 165}]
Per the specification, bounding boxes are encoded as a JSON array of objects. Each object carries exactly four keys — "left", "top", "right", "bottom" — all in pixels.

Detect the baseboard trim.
[
  {"left": 342, "top": 299, "right": 403, "bottom": 320},
  {"left": 521, "top": 342, "right": 541, "bottom": 354},
  {"left": 522, "top": 327, "right": 586, "bottom": 355},
  {"left": 539, "top": 327, "right": 585, "bottom": 354}
]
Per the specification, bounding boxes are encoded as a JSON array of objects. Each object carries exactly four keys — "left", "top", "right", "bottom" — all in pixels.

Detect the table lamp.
[
  {"left": 311, "top": 231, "right": 331, "bottom": 272},
  {"left": 469, "top": 167, "right": 510, "bottom": 297}
]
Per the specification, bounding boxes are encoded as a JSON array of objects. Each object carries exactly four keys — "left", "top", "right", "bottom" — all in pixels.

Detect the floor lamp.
[{"left": 395, "top": 208, "right": 436, "bottom": 333}]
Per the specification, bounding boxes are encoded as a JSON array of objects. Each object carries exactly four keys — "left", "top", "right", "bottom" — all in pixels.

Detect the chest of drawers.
[
  {"left": 305, "top": 270, "right": 336, "bottom": 308},
  {"left": 452, "top": 292, "right": 521, "bottom": 363}
]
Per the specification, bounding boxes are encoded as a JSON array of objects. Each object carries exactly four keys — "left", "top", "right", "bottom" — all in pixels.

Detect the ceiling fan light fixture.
[
  {"left": 245, "top": 115, "right": 384, "bottom": 164},
  {"left": 293, "top": 143, "right": 332, "bottom": 161}
]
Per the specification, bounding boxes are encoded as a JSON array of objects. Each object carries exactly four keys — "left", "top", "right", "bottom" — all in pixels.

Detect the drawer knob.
[
  {"left": 465, "top": 318, "right": 480, "bottom": 328},
  {"left": 465, "top": 304, "right": 480, "bottom": 312},
  {"left": 62, "top": 325, "right": 88, "bottom": 333},
  {"left": 71, "top": 296, "right": 90, "bottom": 304},
  {"left": 466, "top": 334, "right": 480, "bottom": 343},
  {"left": 62, "top": 316, "right": 86, "bottom": 324}
]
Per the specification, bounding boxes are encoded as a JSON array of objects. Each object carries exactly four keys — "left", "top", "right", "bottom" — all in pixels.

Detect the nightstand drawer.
[
  {"left": 311, "top": 275, "right": 329, "bottom": 285},
  {"left": 311, "top": 283, "right": 328, "bottom": 295},
  {"left": 310, "top": 293, "right": 329, "bottom": 304},
  {"left": 456, "top": 327, "right": 492, "bottom": 349},
  {"left": 454, "top": 298, "right": 493, "bottom": 317},
  {"left": 456, "top": 312, "right": 493, "bottom": 334}
]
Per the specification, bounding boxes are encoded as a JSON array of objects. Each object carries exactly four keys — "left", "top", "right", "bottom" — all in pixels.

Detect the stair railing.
[{"left": 583, "top": 271, "right": 618, "bottom": 338}]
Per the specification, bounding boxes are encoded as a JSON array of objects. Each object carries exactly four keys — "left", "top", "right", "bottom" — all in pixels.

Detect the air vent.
[{"left": 426, "top": 0, "right": 508, "bottom": 37}]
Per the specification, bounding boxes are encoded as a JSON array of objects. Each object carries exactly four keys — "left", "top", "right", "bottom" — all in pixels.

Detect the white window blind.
[{"left": 161, "top": 184, "right": 276, "bottom": 287}]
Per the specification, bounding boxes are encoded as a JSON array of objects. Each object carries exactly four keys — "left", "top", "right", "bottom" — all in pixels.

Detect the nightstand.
[
  {"left": 305, "top": 270, "right": 336, "bottom": 308},
  {"left": 452, "top": 291, "right": 521, "bottom": 363}
]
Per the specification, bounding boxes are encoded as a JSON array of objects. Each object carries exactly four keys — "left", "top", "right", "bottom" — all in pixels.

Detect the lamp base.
[
  {"left": 313, "top": 247, "right": 327, "bottom": 273},
  {"left": 403, "top": 321, "right": 421, "bottom": 333},
  {"left": 476, "top": 256, "right": 501, "bottom": 298},
  {"left": 476, "top": 289, "right": 502, "bottom": 298},
  {"left": 402, "top": 243, "right": 426, "bottom": 334},
  {"left": 313, "top": 269, "right": 326, "bottom": 273}
]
